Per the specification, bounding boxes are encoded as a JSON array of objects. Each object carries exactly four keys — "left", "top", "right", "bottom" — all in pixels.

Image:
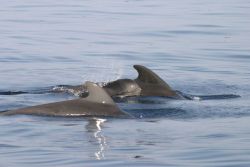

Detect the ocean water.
[{"left": 0, "top": 0, "right": 250, "bottom": 166}]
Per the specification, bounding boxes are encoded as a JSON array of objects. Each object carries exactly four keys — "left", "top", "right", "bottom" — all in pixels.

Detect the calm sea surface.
[{"left": 0, "top": 0, "right": 250, "bottom": 166}]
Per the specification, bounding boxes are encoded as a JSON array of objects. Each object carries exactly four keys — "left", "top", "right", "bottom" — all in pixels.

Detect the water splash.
[{"left": 81, "top": 59, "right": 124, "bottom": 84}]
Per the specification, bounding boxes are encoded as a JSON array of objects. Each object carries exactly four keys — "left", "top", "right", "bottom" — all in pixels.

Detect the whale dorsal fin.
[
  {"left": 84, "top": 81, "right": 116, "bottom": 105},
  {"left": 134, "top": 65, "right": 172, "bottom": 89},
  {"left": 133, "top": 65, "right": 177, "bottom": 96}
]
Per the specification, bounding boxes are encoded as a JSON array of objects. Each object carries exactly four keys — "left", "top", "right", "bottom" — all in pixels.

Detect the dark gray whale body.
[
  {"left": 0, "top": 82, "right": 129, "bottom": 117},
  {"left": 0, "top": 65, "right": 182, "bottom": 117}
]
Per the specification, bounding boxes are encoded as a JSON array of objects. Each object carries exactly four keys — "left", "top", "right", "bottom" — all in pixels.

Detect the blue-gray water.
[{"left": 0, "top": 0, "right": 250, "bottom": 166}]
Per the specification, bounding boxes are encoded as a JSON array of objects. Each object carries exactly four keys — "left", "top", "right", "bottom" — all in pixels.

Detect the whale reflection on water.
[{"left": 85, "top": 118, "right": 107, "bottom": 160}]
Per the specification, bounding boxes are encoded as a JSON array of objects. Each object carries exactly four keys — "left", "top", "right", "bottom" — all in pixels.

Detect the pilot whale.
[{"left": 0, "top": 82, "right": 129, "bottom": 117}]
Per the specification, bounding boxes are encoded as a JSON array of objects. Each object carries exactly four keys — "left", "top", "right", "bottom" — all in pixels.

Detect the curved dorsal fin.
[
  {"left": 84, "top": 81, "right": 116, "bottom": 105},
  {"left": 133, "top": 65, "right": 172, "bottom": 89},
  {"left": 133, "top": 65, "right": 178, "bottom": 97}
]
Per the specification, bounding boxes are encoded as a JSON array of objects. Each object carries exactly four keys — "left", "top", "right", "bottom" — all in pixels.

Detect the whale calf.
[{"left": 0, "top": 82, "right": 129, "bottom": 117}]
